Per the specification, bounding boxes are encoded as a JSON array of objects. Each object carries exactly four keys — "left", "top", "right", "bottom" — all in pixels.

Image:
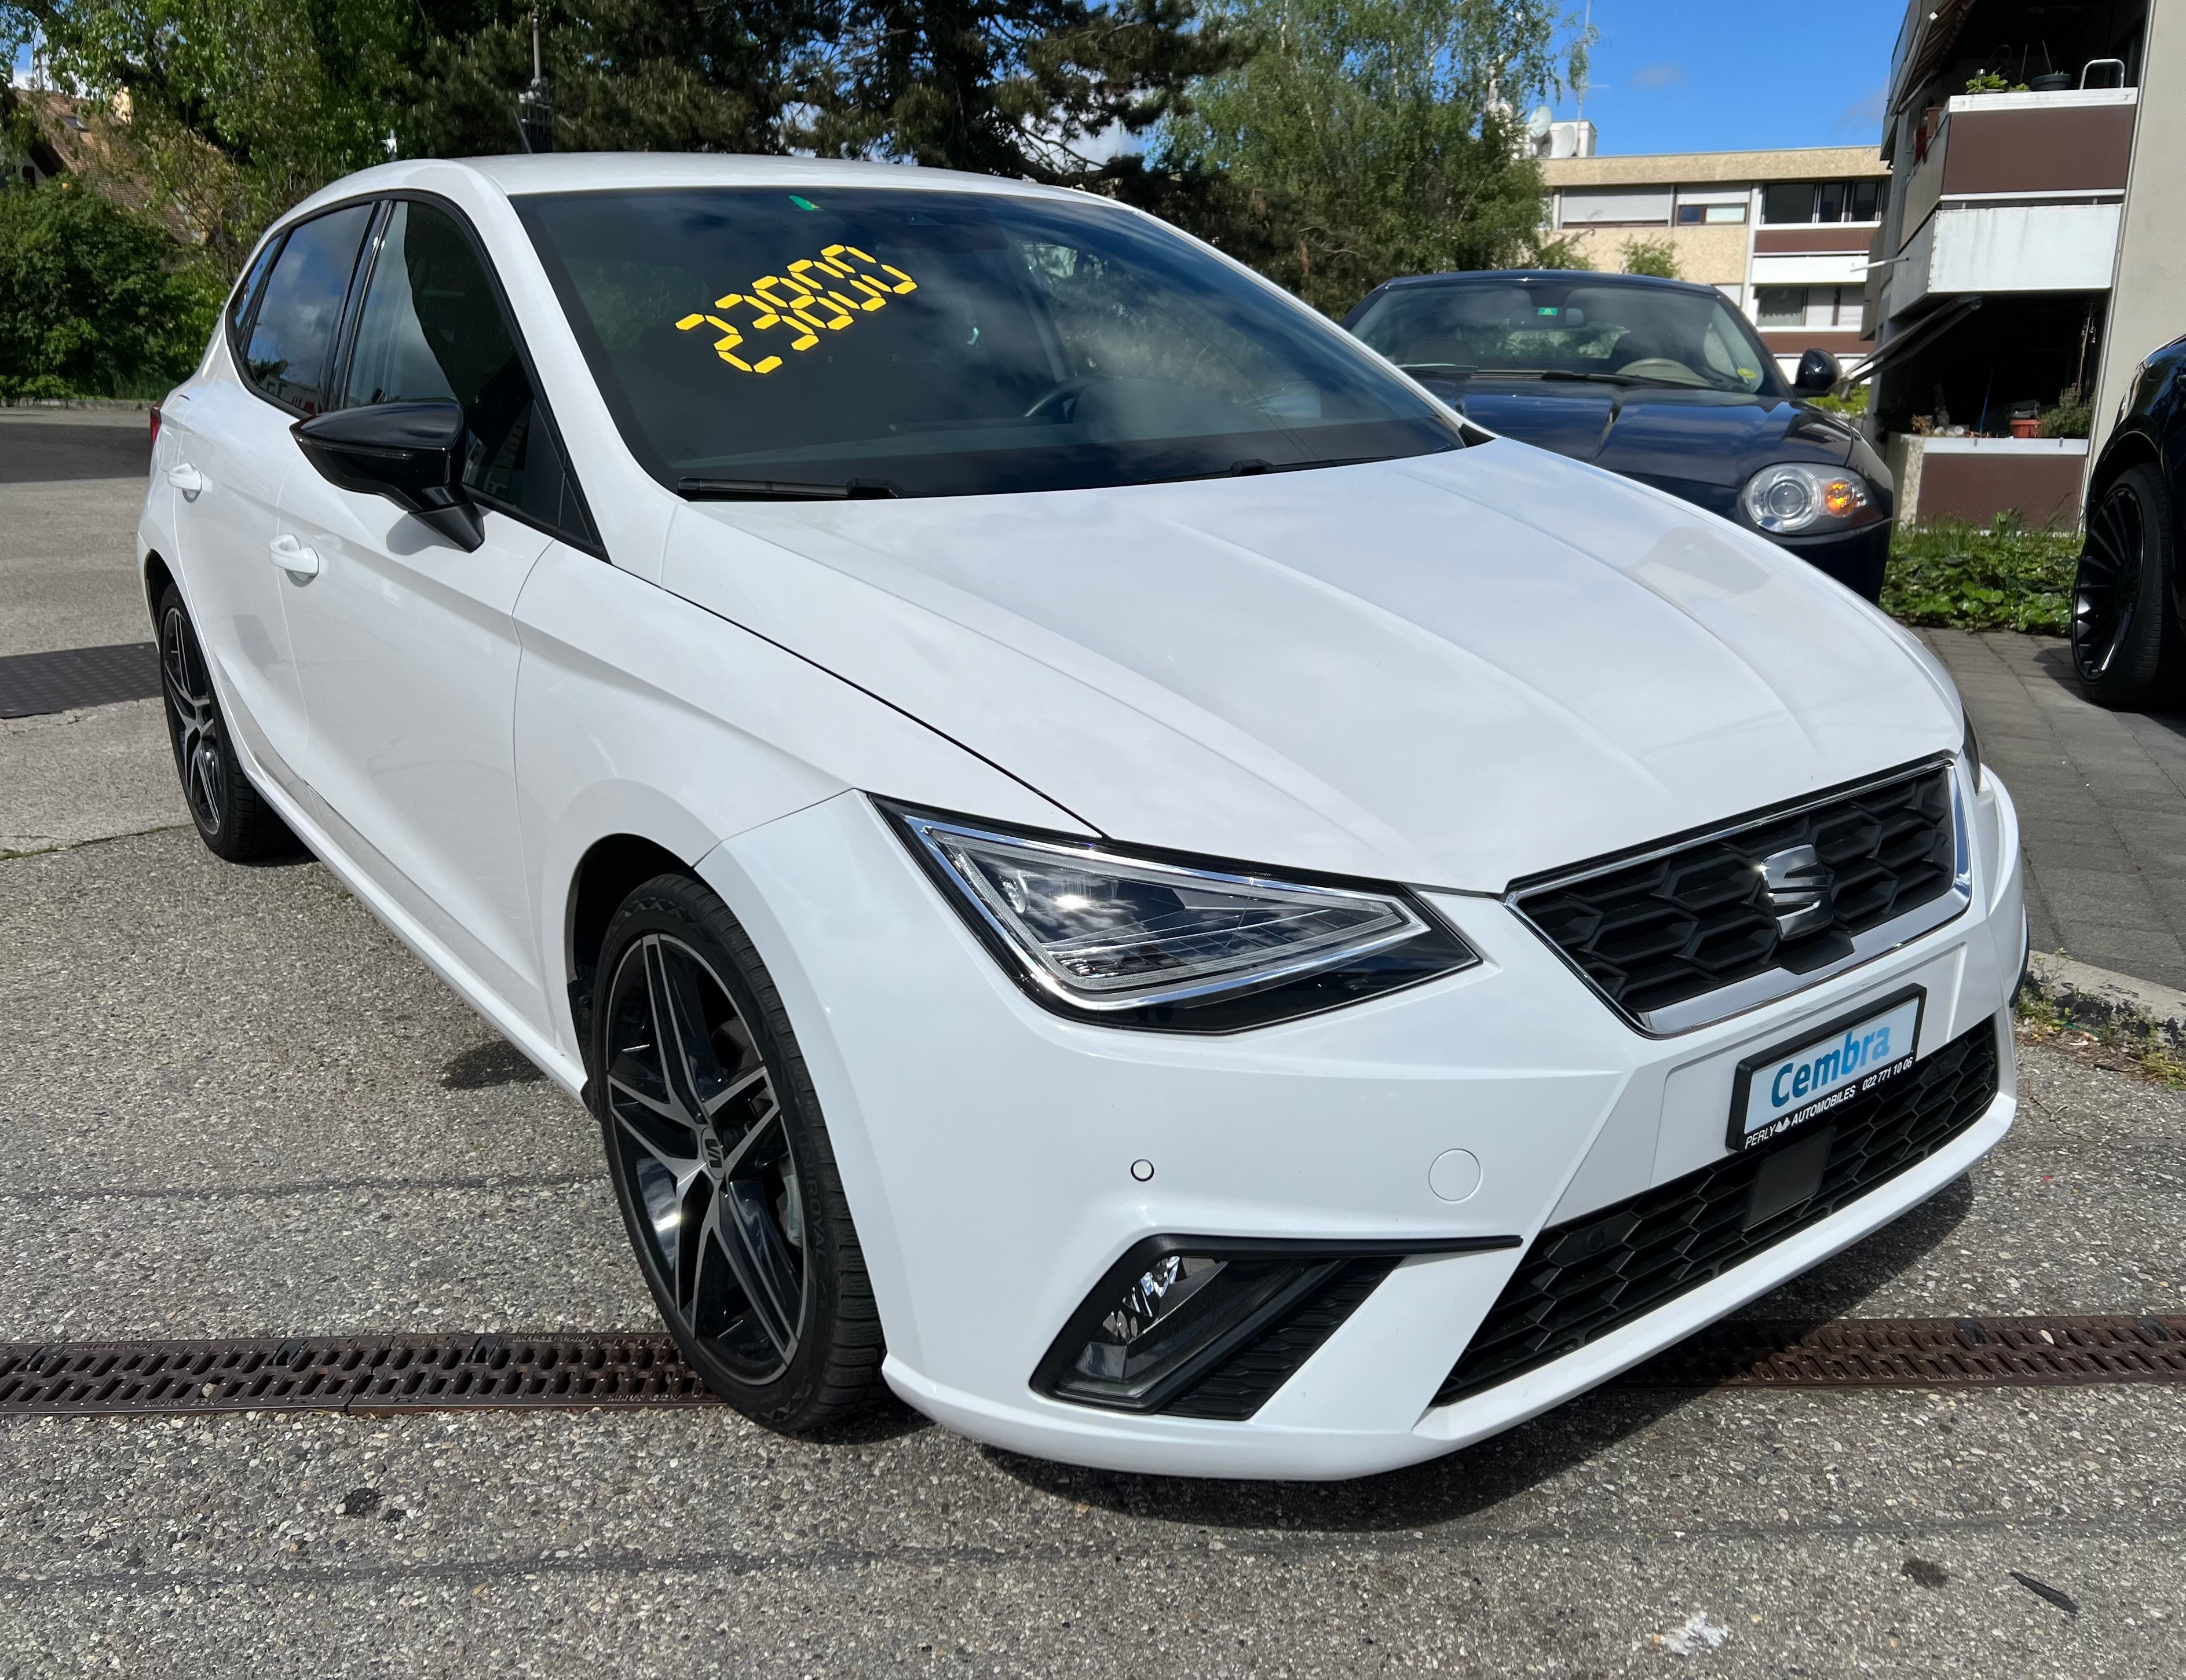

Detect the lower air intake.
[{"left": 1435, "top": 1014, "right": 2001, "bottom": 1407}]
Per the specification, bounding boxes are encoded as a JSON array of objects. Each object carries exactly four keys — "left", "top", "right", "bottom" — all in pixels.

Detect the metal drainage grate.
[
  {"left": 0, "top": 642, "right": 163, "bottom": 719},
  {"left": 7, "top": 1316, "right": 2185, "bottom": 1421},
  {"left": 0, "top": 1333, "right": 719, "bottom": 1418},
  {"left": 1611, "top": 1314, "right": 2186, "bottom": 1391}
]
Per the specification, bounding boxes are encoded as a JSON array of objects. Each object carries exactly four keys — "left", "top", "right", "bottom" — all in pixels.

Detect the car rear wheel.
[
  {"left": 2072, "top": 463, "right": 2184, "bottom": 709},
  {"left": 156, "top": 586, "right": 300, "bottom": 861},
  {"left": 590, "top": 873, "right": 882, "bottom": 1429}
]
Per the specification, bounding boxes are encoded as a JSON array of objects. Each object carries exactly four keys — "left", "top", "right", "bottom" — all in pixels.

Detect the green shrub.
[
  {"left": 0, "top": 180, "right": 221, "bottom": 400},
  {"left": 1884, "top": 515, "right": 2078, "bottom": 634},
  {"left": 1618, "top": 235, "right": 1679, "bottom": 279}
]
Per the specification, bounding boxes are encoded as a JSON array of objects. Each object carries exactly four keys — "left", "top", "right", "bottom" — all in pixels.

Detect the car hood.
[
  {"left": 659, "top": 440, "right": 1958, "bottom": 891},
  {"left": 1451, "top": 383, "right": 1858, "bottom": 485}
]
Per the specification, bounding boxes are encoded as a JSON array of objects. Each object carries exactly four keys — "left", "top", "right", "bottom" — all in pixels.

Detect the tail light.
[{"left": 149, "top": 403, "right": 162, "bottom": 446}]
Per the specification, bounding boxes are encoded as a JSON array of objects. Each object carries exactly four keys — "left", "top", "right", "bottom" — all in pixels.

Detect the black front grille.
[
  {"left": 1514, "top": 764, "right": 1956, "bottom": 1023},
  {"left": 1435, "top": 1015, "right": 2000, "bottom": 1407}
]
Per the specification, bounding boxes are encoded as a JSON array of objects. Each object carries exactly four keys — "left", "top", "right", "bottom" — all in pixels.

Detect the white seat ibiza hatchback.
[{"left": 141, "top": 153, "right": 2026, "bottom": 1480}]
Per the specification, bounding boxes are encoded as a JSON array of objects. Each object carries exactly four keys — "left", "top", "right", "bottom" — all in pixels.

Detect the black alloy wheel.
[
  {"left": 2072, "top": 463, "right": 2184, "bottom": 710},
  {"left": 156, "top": 586, "right": 298, "bottom": 861},
  {"left": 591, "top": 873, "right": 881, "bottom": 1428}
]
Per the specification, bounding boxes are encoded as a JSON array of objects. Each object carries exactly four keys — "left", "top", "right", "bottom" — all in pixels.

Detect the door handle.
[
  {"left": 267, "top": 534, "right": 322, "bottom": 579},
  {"left": 167, "top": 463, "right": 205, "bottom": 496}
]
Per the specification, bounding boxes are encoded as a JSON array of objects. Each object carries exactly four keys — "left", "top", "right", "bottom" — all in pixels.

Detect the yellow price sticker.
[{"left": 676, "top": 244, "right": 918, "bottom": 376}]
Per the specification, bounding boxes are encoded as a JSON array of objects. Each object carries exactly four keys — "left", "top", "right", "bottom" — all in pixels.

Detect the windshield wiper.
[
  {"left": 1533, "top": 369, "right": 1706, "bottom": 390},
  {"left": 677, "top": 476, "right": 901, "bottom": 501},
  {"left": 1226, "top": 456, "right": 1381, "bottom": 477}
]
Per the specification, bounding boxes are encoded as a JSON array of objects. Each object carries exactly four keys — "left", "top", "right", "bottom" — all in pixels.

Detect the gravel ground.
[{"left": 4, "top": 823, "right": 2185, "bottom": 1675}]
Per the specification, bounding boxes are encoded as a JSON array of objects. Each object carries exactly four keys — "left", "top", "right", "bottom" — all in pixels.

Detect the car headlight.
[
  {"left": 1739, "top": 462, "right": 1878, "bottom": 534},
  {"left": 879, "top": 802, "right": 1479, "bottom": 1031}
]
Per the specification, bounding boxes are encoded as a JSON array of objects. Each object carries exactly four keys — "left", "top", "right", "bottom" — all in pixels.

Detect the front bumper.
[
  {"left": 699, "top": 763, "right": 2024, "bottom": 1480},
  {"left": 1769, "top": 520, "right": 1892, "bottom": 602}
]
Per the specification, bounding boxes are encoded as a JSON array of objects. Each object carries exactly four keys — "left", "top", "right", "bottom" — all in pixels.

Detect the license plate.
[{"left": 1727, "top": 987, "right": 1925, "bottom": 1151}]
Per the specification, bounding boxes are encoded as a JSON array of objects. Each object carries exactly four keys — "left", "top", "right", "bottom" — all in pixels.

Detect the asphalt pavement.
[{"left": 3, "top": 409, "right": 2185, "bottom": 1677}]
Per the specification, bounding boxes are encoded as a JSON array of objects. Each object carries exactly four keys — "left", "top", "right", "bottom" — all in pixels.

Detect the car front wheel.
[
  {"left": 590, "top": 873, "right": 883, "bottom": 1430},
  {"left": 2072, "top": 463, "right": 2184, "bottom": 709}
]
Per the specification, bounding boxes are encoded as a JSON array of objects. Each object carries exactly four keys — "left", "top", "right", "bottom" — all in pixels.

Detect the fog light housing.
[{"left": 1033, "top": 1234, "right": 1520, "bottom": 1416}]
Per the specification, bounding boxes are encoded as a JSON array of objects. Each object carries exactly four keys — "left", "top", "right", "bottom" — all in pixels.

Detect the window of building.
[
  {"left": 1675, "top": 202, "right": 1748, "bottom": 225},
  {"left": 1756, "top": 286, "right": 1806, "bottom": 325},
  {"left": 1761, "top": 179, "right": 1889, "bottom": 225},
  {"left": 1557, "top": 187, "right": 1673, "bottom": 226},
  {"left": 1754, "top": 285, "right": 1861, "bottom": 329}
]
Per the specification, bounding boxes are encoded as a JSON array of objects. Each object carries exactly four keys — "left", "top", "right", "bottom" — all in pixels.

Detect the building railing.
[{"left": 1897, "top": 86, "right": 2137, "bottom": 253}]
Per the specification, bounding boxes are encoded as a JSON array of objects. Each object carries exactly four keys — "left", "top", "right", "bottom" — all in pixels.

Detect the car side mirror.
[
  {"left": 1792, "top": 349, "right": 1840, "bottom": 396},
  {"left": 291, "top": 400, "right": 485, "bottom": 551}
]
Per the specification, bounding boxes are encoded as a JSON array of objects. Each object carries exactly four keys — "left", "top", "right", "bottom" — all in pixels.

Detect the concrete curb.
[{"left": 2024, "top": 950, "right": 2186, "bottom": 1052}]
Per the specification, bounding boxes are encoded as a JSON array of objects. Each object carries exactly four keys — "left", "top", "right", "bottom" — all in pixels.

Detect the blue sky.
[{"left": 1546, "top": 0, "right": 1907, "bottom": 155}]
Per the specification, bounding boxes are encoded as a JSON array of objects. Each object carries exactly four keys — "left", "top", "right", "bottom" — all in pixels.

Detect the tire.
[
  {"left": 589, "top": 873, "right": 882, "bottom": 1430},
  {"left": 156, "top": 586, "right": 301, "bottom": 861},
  {"left": 2072, "top": 463, "right": 2185, "bottom": 710}
]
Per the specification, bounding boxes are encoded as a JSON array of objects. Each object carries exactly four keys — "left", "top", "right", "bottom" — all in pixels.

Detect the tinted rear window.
[{"left": 243, "top": 204, "right": 374, "bottom": 414}]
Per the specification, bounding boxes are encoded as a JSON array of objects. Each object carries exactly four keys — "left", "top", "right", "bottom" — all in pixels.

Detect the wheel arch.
[
  {"left": 563, "top": 829, "right": 704, "bottom": 1058},
  {"left": 2086, "top": 426, "right": 2162, "bottom": 520},
  {"left": 142, "top": 548, "right": 178, "bottom": 631}
]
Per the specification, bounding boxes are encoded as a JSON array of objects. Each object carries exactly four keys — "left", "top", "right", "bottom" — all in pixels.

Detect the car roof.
[
  {"left": 1373, "top": 269, "right": 1723, "bottom": 298},
  {"left": 286, "top": 152, "right": 1085, "bottom": 217}
]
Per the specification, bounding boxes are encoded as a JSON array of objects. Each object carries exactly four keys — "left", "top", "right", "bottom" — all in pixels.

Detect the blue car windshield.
[
  {"left": 516, "top": 186, "right": 1467, "bottom": 499},
  {"left": 1351, "top": 280, "right": 1785, "bottom": 397}
]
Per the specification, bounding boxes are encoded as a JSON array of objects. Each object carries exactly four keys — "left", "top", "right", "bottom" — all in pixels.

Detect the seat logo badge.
[
  {"left": 702, "top": 1134, "right": 725, "bottom": 1172},
  {"left": 1759, "top": 844, "right": 1835, "bottom": 938}
]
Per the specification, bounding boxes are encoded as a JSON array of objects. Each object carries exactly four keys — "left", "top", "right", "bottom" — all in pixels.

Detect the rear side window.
[
  {"left": 343, "top": 200, "right": 593, "bottom": 542},
  {"left": 228, "top": 238, "right": 282, "bottom": 339},
  {"left": 244, "top": 204, "right": 374, "bottom": 414}
]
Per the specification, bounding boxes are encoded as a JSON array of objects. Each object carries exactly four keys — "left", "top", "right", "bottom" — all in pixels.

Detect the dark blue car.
[
  {"left": 2072, "top": 331, "right": 2186, "bottom": 710},
  {"left": 1343, "top": 270, "right": 1895, "bottom": 601}
]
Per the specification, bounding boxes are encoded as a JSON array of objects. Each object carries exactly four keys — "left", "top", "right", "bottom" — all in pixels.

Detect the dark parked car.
[
  {"left": 2073, "top": 332, "right": 2186, "bottom": 709},
  {"left": 1344, "top": 270, "right": 1895, "bottom": 599}
]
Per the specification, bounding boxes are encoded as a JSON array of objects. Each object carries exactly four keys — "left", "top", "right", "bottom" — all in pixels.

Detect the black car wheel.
[
  {"left": 590, "top": 873, "right": 882, "bottom": 1429},
  {"left": 157, "top": 586, "right": 300, "bottom": 861},
  {"left": 2072, "top": 463, "right": 2184, "bottom": 709}
]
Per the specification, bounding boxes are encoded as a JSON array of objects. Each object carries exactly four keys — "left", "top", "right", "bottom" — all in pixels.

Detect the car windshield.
[
  {"left": 1350, "top": 279, "right": 1782, "bottom": 397},
  {"left": 516, "top": 186, "right": 1466, "bottom": 499}
]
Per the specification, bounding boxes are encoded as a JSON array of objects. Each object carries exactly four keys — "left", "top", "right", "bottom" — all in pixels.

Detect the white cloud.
[
  {"left": 1629, "top": 63, "right": 1686, "bottom": 90},
  {"left": 1835, "top": 86, "right": 1888, "bottom": 136}
]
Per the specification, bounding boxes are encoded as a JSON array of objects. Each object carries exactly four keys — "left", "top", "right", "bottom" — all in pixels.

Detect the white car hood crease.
[{"left": 659, "top": 440, "right": 1956, "bottom": 891}]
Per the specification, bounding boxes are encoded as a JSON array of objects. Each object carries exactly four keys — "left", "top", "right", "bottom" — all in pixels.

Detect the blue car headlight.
[{"left": 1740, "top": 462, "right": 1881, "bottom": 535}]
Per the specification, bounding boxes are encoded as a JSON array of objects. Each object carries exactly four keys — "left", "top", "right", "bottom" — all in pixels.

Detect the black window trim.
[
  {"left": 239, "top": 187, "right": 606, "bottom": 562},
  {"left": 232, "top": 199, "right": 378, "bottom": 422}
]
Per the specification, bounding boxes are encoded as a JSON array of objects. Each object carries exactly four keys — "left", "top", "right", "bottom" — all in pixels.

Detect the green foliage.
[
  {"left": 2040, "top": 387, "right": 2092, "bottom": 438},
  {"left": 1962, "top": 70, "right": 2028, "bottom": 94},
  {"left": 1883, "top": 515, "right": 2078, "bottom": 635},
  {"left": 0, "top": 177, "right": 219, "bottom": 397},
  {"left": 1805, "top": 383, "right": 1870, "bottom": 418},
  {"left": 1617, "top": 234, "right": 1677, "bottom": 279},
  {"left": 1164, "top": 0, "right": 1588, "bottom": 314}
]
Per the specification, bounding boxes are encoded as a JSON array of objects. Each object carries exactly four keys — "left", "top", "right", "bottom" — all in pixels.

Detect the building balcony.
[{"left": 1884, "top": 87, "right": 2136, "bottom": 319}]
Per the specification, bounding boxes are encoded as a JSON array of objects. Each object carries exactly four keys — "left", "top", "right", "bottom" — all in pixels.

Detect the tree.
[
  {"left": 0, "top": 175, "right": 219, "bottom": 395},
  {"left": 1163, "top": 0, "right": 1588, "bottom": 314},
  {"left": 1618, "top": 233, "right": 1677, "bottom": 278},
  {"left": 802, "top": 0, "right": 1241, "bottom": 184}
]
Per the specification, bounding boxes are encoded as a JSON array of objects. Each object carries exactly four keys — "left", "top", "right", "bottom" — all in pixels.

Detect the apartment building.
[
  {"left": 1866, "top": 0, "right": 2170, "bottom": 527},
  {"left": 1540, "top": 145, "right": 1891, "bottom": 378}
]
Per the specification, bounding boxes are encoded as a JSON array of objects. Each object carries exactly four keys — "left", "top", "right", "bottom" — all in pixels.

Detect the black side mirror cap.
[
  {"left": 291, "top": 400, "right": 484, "bottom": 551},
  {"left": 1792, "top": 349, "right": 1840, "bottom": 396}
]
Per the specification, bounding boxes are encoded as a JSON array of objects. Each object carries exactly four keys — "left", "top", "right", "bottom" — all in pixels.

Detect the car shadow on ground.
[
  {"left": 2030, "top": 640, "right": 2186, "bottom": 726},
  {"left": 977, "top": 1173, "right": 1978, "bottom": 1531}
]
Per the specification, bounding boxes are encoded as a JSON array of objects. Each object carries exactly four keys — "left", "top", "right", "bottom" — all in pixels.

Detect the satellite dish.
[{"left": 1527, "top": 104, "right": 1554, "bottom": 138}]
